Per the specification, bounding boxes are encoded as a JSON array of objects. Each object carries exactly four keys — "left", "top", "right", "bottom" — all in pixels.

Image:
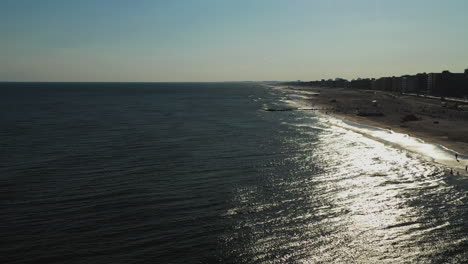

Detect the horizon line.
[{"left": 0, "top": 81, "right": 283, "bottom": 84}]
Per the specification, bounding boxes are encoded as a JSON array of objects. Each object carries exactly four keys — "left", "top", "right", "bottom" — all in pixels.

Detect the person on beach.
[
  {"left": 455, "top": 153, "right": 459, "bottom": 161},
  {"left": 450, "top": 168, "right": 453, "bottom": 175}
]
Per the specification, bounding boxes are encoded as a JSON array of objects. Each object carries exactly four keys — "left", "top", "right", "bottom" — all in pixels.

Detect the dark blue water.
[{"left": 1, "top": 83, "right": 468, "bottom": 263}]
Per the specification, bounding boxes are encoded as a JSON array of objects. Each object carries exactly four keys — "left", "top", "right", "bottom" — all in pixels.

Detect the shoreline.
[
  {"left": 290, "top": 86, "right": 468, "bottom": 156},
  {"left": 322, "top": 112, "right": 468, "bottom": 171},
  {"left": 315, "top": 99, "right": 468, "bottom": 156},
  {"left": 266, "top": 84, "right": 468, "bottom": 171}
]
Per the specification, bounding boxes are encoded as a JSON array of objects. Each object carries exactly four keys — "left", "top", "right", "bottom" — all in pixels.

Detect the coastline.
[
  {"left": 321, "top": 101, "right": 468, "bottom": 156},
  {"left": 300, "top": 86, "right": 468, "bottom": 155},
  {"left": 268, "top": 84, "right": 468, "bottom": 167}
]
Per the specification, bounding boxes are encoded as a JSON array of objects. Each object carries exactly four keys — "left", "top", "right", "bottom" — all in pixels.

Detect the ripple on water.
[{"left": 221, "top": 94, "right": 468, "bottom": 263}]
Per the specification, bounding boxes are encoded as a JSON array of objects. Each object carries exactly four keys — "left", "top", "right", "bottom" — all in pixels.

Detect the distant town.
[{"left": 287, "top": 69, "right": 468, "bottom": 98}]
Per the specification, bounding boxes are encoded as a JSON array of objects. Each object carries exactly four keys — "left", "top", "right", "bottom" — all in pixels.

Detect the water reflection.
[{"left": 222, "top": 94, "right": 468, "bottom": 263}]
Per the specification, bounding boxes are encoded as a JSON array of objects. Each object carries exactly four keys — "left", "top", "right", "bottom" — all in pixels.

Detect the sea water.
[{"left": 1, "top": 82, "right": 467, "bottom": 263}]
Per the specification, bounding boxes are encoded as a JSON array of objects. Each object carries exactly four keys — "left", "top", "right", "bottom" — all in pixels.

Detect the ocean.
[{"left": 1, "top": 82, "right": 468, "bottom": 263}]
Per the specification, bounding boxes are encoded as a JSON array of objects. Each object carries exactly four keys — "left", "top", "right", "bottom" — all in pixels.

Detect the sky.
[{"left": 1, "top": 0, "right": 468, "bottom": 82}]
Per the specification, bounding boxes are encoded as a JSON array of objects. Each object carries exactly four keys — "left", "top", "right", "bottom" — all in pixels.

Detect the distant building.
[
  {"left": 391, "top": 76, "right": 402, "bottom": 93},
  {"left": 402, "top": 73, "right": 427, "bottom": 94},
  {"left": 428, "top": 70, "right": 468, "bottom": 97},
  {"left": 333, "top": 78, "right": 348, "bottom": 88},
  {"left": 306, "top": 78, "right": 349, "bottom": 88},
  {"left": 416, "top": 73, "right": 429, "bottom": 94},
  {"left": 295, "top": 68, "right": 467, "bottom": 98},
  {"left": 350, "top": 78, "right": 372, "bottom": 89},
  {"left": 401, "top": 75, "right": 411, "bottom": 93},
  {"left": 373, "top": 77, "right": 393, "bottom": 91}
]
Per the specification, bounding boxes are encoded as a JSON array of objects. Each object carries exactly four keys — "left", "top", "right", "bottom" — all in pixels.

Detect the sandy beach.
[{"left": 287, "top": 85, "right": 468, "bottom": 155}]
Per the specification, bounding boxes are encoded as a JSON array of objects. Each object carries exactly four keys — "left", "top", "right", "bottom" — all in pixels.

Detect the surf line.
[{"left": 322, "top": 113, "right": 468, "bottom": 173}]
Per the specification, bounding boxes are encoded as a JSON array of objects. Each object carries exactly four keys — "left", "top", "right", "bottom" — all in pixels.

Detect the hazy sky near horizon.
[{"left": 2, "top": 0, "right": 468, "bottom": 82}]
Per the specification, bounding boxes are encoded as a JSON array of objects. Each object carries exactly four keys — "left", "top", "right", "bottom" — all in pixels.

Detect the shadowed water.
[{"left": 1, "top": 83, "right": 467, "bottom": 263}]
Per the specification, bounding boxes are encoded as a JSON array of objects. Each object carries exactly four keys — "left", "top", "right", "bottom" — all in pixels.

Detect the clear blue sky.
[{"left": 1, "top": 0, "right": 468, "bottom": 82}]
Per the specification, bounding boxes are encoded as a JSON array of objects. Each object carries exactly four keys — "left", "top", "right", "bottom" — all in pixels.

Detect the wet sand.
[{"left": 290, "top": 86, "right": 468, "bottom": 155}]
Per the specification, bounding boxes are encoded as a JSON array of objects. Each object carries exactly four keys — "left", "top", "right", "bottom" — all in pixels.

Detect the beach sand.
[{"left": 290, "top": 86, "right": 468, "bottom": 155}]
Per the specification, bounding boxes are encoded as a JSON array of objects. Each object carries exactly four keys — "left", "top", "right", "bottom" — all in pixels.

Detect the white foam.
[
  {"left": 271, "top": 86, "right": 468, "bottom": 172},
  {"left": 327, "top": 116, "right": 467, "bottom": 171}
]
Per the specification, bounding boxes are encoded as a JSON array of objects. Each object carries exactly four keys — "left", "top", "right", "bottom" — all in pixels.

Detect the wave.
[{"left": 275, "top": 87, "right": 468, "bottom": 172}]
